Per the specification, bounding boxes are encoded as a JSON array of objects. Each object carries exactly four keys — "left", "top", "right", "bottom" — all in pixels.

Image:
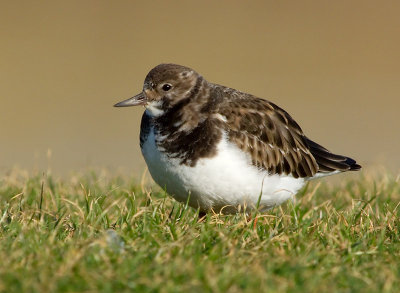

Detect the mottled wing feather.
[{"left": 217, "top": 90, "right": 319, "bottom": 178}]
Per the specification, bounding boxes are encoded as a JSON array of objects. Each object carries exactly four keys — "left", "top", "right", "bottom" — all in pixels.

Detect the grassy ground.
[{"left": 0, "top": 169, "right": 399, "bottom": 293}]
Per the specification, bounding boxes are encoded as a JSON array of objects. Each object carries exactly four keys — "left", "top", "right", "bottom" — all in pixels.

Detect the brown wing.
[
  {"left": 216, "top": 92, "right": 318, "bottom": 178},
  {"left": 214, "top": 87, "right": 361, "bottom": 178}
]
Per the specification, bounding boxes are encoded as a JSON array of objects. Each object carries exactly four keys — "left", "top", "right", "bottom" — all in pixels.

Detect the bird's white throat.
[{"left": 145, "top": 101, "right": 164, "bottom": 117}]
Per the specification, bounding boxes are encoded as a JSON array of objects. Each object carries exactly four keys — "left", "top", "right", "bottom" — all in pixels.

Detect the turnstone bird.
[{"left": 115, "top": 64, "right": 361, "bottom": 214}]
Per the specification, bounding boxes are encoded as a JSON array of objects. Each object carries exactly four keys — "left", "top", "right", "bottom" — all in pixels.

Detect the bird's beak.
[{"left": 114, "top": 92, "right": 147, "bottom": 107}]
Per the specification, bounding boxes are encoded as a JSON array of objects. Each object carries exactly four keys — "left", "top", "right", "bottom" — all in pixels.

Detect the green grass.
[{"left": 0, "top": 169, "right": 399, "bottom": 292}]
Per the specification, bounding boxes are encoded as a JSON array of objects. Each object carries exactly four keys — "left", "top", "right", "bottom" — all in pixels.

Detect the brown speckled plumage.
[{"left": 131, "top": 63, "right": 360, "bottom": 178}]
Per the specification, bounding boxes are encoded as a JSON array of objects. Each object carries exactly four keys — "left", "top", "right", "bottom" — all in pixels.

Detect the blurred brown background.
[{"left": 1, "top": 0, "right": 399, "bottom": 176}]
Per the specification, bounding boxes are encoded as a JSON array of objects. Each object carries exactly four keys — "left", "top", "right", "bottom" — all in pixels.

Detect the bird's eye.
[{"left": 162, "top": 84, "right": 172, "bottom": 91}]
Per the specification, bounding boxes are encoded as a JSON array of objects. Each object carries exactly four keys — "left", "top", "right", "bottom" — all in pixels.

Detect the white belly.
[{"left": 141, "top": 128, "right": 305, "bottom": 213}]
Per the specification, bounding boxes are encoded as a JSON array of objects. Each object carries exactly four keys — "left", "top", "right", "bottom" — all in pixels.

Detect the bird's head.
[{"left": 114, "top": 64, "right": 201, "bottom": 117}]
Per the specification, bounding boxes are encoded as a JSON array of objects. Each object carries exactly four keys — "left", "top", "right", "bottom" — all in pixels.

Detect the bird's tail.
[{"left": 306, "top": 138, "right": 361, "bottom": 175}]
